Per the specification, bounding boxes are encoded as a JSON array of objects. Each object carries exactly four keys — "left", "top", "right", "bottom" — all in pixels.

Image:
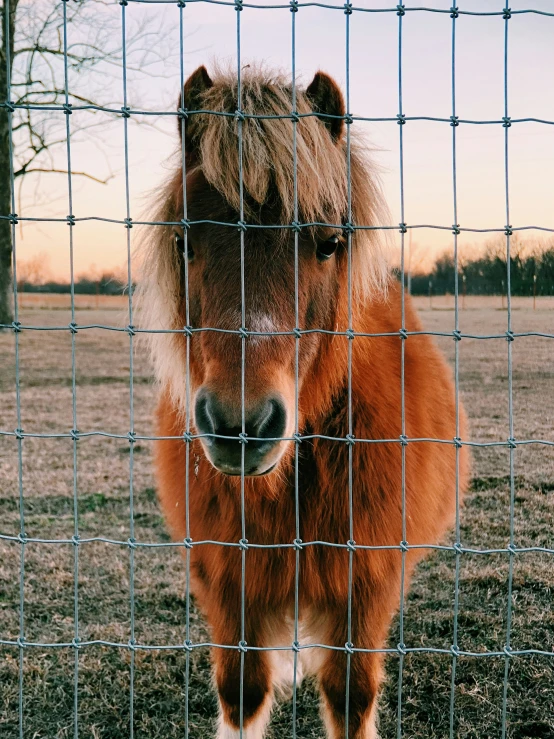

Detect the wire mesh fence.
[{"left": 1, "top": 2, "right": 553, "bottom": 739}]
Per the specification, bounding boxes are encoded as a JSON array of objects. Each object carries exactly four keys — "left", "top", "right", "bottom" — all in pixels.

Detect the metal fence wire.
[{"left": 2, "top": 2, "right": 554, "bottom": 739}]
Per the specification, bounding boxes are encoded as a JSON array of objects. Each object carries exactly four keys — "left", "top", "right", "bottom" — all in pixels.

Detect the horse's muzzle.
[{"left": 194, "top": 388, "right": 287, "bottom": 476}]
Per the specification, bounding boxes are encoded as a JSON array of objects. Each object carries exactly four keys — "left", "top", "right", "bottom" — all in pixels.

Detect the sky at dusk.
[{"left": 12, "top": 0, "right": 554, "bottom": 280}]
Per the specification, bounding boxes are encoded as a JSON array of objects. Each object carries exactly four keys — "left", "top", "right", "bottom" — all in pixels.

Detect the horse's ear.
[
  {"left": 305, "top": 71, "right": 345, "bottom": 142},
  {"left": 178, "top": 65, "right": 213, "bottom": 140}
]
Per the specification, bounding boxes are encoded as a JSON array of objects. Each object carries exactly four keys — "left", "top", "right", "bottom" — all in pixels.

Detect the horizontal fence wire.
[{"left": 2, "top": 1, "right": 554, "bottom": 738}]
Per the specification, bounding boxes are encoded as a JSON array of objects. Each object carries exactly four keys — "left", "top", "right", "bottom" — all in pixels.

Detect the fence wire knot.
[
  {"left": 450, "top": 6, "right": 459, "bottom": 18},
  {"left": 398, "top": 222, "right": 407, "bottom": 233},
  {"left": 452, "top": 330, "right": 462, "bottom": 341},
  {"left": 293, "top": 327, "right": 302, "bottom": 339},
  {"left": 127, "top": 537, "right": 137, "bottom": 549},
  {"left": 503, "top": 645, "right": 513, "bottom": 657},
  {"left": 504, "top": 224, "right": 513, "bottom": 235},
  {"left": 124, "top": 217, "right": 133, "bottom": 229},
  {"left": 177, "top": 107, "right": 188, "bottom": 121},
  {"left": 71, "top": 534, "right": 80, "bottom": 547},
  {"left": 452, "top": 223, "right": 461, "bottom": 235},
  {"left": 346, "top": 539, "right": 357, "bottom": 553},
  {"left": 289, "top": 0, "right": 299, "bottom": 12},
  {"left": 502, "top": 116, "right": 511, "bottom": 128},
  {"left": 396, "top": 113, "right": 406, "bottom": 125},
  {"left": 453, "top": 542, "right": 464, "bottom": 555},
  {"left": 292, "top": 640, "right": 301, "bottom": 652},
  {"left": 344, "top": 113, "right": 354, "bottom": 125},
  {"left": 345, "top": 434, "right": 356, "bottom": 446},
  {"left": 399, "top": 328, "right": 408, "bottom": 340},
  {"left": 63, "top": 103, "right": 72, "bottom": 115},
  {"left": 507, "top": 437, "right": 516, "bottom": 449},
  {"left": 342, "top": 222, "right": 355, "bottom": 235},
  {"left": 399, "top": 434, "right": 409, "bottom": 447},
  {"left": 399, "top": 540, "right": 409, "bottom": 552},
  {"left": 238, "top": 432, "right": 249, "bottom": 444},
  {"left": 234, "top": 0, "right": 243, "bottom": 10},
  {"left": 183, "top": 431, "right": 193, "bottom": 443},
  {"left": 4, "top": 100, "right": 15, "bottom": 112},
  {"left": 345, "top": 328, "right": 355, "bottom": 340},
  {"left": 127, "top": 431, "right": 136, "bottom": 444},
  {"left": 177, "top": 0, "right": 186, "bottom": 8},
  {"left": 16, "top": 531, "right": 27, "bottom": 544},
  {"left": 397, "top": 642, "right": 407, "bottom": 655},
  {"left": 396, "top": 4, "right": 405, "bottom": 16},
  {"left": 450, "top": 644, "right": 460, "bottom": 657},
  {"left": 8, "top": 212, "right": 18, "bottom": 224},
  {"left": 183, "top": 325, "right": 193, "bottom": 338},
  {"left": 293, "top": 432, "right": 302, "bottom": 444},
  {"left": 237, "top": 220, "right": 247, "bottom": 232},
  {"left": 290, "top": 220, "right": 302, "bottom": 233},
  {"left": 11, "top": 321, "right": 21, "bottom": 333},
  {"left": 293, "top": 538, "right": 303, "bottom": 551},
  {"left": 184, "top": 639, "right": 193, "bottom": 652},
  {"left": 453, "top": 436, "right": 463, "bottom": 449},
  {"left": 344, "top": 3, "right": 353, "bottom": 15},
  {"left": 128, "top": 638, "right": 137, "bottom": 650},
  {"left": 119, "top": 0, "right": 128, "bottom": 5},
  {"left": 69, "top": 321, "right": 78, "bottom": 334},
  {"left": 239, "top": 538, "right": 249, "bottom": 550},
  {"left": 238, "top": 640, "right": 248, "bottom": 653},
  {"left": 184, "top": 537, "right": 193, "bottom": 549},
  {"left": 450, "top": 115, "right": 459, "bottom": 126},
  {"left": 507, "top": 543, "right": 517, "bottom": 555},
  {"left": 505, "top": 330, "right": 515, "bottom": 342},
  {"left": 239, "top": 327, "right": 249, "bottom": 340},
  {"left": 503, "top": 7, "right": 512, "bottom": 20},
  {"left": 16, "top": 636, "right": 26, "bottom": 649},
  {"left": 14, "top": 427, "right": 24, "bottom": 440},
  {"left": 66, "top": 214, "right": 75, "bottom": 227},
  {"left": 72, "top": 637, "right": 81, "bottom": 649}
]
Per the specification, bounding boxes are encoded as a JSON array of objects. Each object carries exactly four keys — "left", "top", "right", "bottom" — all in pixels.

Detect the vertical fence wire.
[
  {"left": 119, "top": 3, "right": 136, "bottom": 736},
  {"left": 235, "top": 4, "right": 247, "bottom": 735},
  {"left": 4, "top": 1, "right": 25, "bottom": 736},
  {"left": 396, "top": 5, "right": 407, "bottom": 739},
  {"left": 60, "top": 2, "right": 80, "bottom": 736},
  {"left": 344, "top": 4, "right": 355, "bottom": 737},
  {"left": 501, "top": 8, "right": 515, "bottom": 738},
  {"left": 290, "top": 2, "right": 301, "bottom": 737},
  {"left": 177, "top": 2, "right": 193, "bottom": 735},
  {"left": 448, "top": 7, "right": 462, "bottom": 739}
]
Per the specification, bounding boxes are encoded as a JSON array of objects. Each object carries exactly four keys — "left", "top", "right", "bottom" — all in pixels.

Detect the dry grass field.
[{"left": 0, "top": 296, "right": 553, "bottom": 738}]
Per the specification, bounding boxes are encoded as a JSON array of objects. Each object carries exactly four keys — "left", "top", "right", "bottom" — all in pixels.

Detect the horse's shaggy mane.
[{"left": 137, "top": 65, "right": 390, "bottom": 404}]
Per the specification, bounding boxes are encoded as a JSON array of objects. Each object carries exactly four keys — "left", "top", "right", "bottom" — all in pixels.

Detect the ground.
[{"left": 0, "top": 295, "right": 553, "bottom": 739}]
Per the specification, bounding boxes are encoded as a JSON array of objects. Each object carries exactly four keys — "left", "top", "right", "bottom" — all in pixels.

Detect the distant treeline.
[
  {"left": 18, "top": 273, "right": 129, "bottom": 295},
  {"left": 409, "top": 246, "right": 554, "bottom": 296},
  {"left": 17, "top": 245, "right": 554, "bottom": 297}
]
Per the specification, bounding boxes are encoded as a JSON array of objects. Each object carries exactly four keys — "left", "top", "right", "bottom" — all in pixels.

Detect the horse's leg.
[
  {"left": 210, "top": 611, "right": 274, "bottom": 739},
  {"left": 315, "top": 581, "right": 397, "bottom": 739}
]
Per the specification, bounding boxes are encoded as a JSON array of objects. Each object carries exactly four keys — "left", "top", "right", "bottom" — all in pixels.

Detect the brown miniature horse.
[{"left": 139, "top": 65, "right": 469, "bottom": 738}]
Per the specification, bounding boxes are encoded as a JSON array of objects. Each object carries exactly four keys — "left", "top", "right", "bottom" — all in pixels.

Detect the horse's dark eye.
[
  {"left": 175, "top": 232, "right": 194, "bottom": 262},
  {"left": 316, "top": 235, "right": 340, "bottom": 261}
]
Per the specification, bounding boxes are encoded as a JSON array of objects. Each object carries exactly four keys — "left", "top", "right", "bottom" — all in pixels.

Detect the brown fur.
[{"left": 141, "top": 65, "right": 469, "bottom": 738}]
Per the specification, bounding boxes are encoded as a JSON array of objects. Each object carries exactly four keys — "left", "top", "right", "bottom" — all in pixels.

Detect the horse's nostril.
[
  {"left": 254, "top": 398, "right": 286, "bottom": 441},
  {"left": 195, "top": 390, "right": 286, "bottom": 445},
  {"left": 194, "top": 388, "right": 217, "bottom": 440}
]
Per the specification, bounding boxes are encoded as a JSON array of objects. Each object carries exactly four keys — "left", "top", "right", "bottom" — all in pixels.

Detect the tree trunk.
[{"left": 0, "top": 1, "right": 17, "bottom": 326}]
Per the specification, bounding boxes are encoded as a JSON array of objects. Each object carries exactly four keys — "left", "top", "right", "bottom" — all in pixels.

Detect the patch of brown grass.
[{"left": 0, "top": 302, "right": 552, "bottom": 737}]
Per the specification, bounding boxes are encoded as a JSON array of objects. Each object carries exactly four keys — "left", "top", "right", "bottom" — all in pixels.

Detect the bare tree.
[{"left": 0, "top": 0, "right": 170, "bottom": 324}]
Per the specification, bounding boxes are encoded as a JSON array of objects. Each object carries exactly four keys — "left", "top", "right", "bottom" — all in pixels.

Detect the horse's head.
[{"left": 143, "top": 65, "right": 386, "bottom": 477}]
